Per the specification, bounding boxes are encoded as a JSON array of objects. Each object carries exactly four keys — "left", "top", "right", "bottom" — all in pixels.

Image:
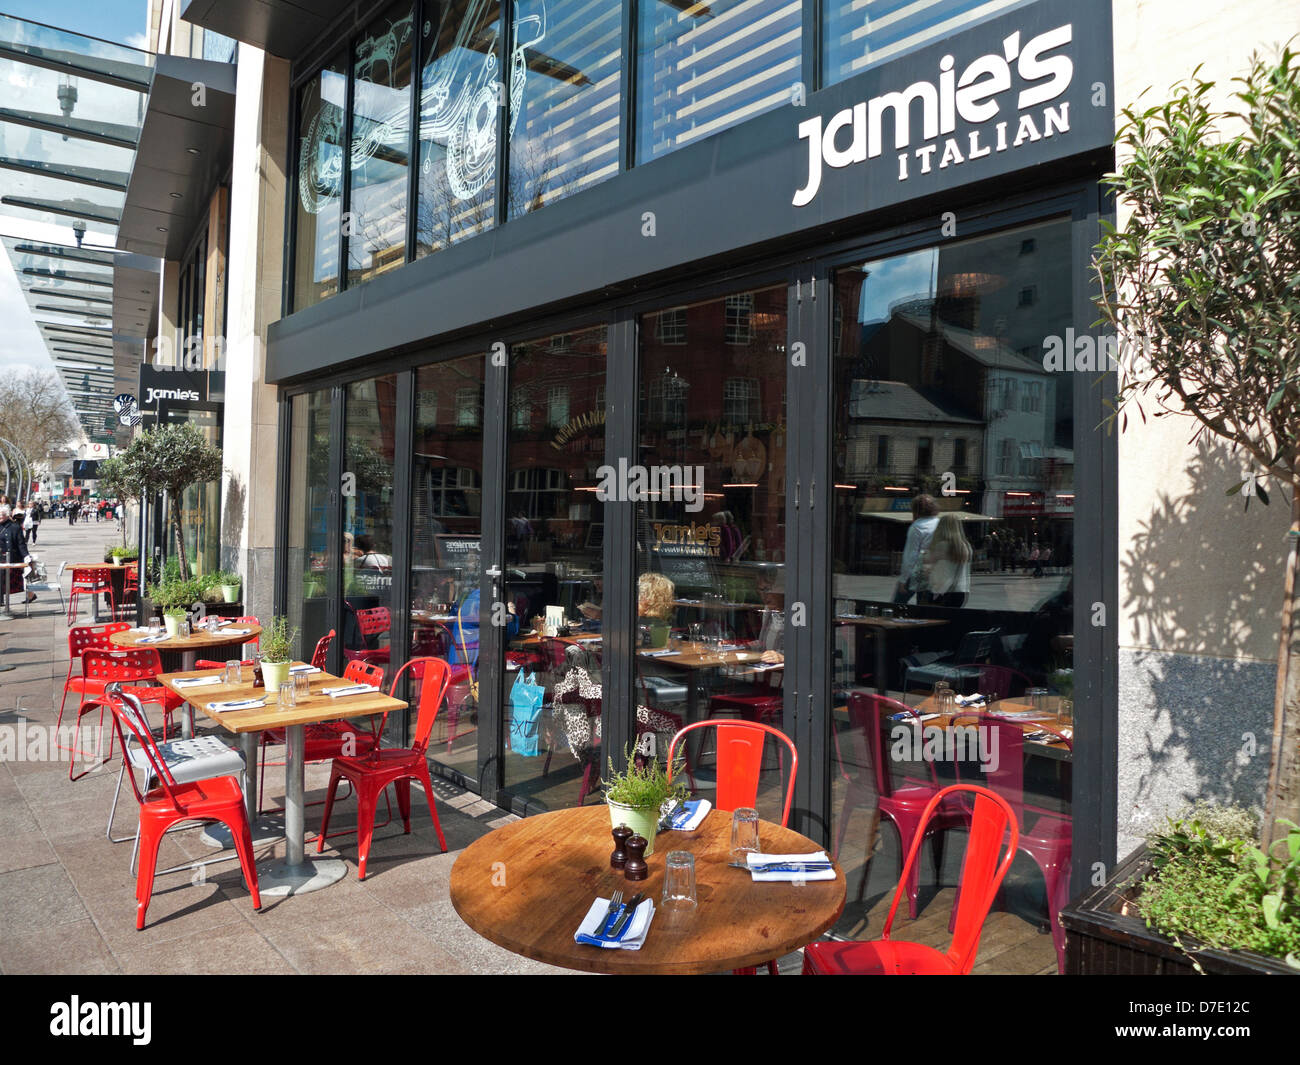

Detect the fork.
[{"left": 599, "top": 889, "right": 624, "bottom": 937}]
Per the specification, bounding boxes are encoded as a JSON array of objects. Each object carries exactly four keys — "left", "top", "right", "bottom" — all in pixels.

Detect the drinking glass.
[
  {"left": 178, "top": 618, "right": 192, "bottom": 639},
  {"left": 224, "top": 659, "right": 241, "bottom": 685},
  {"left": 278, "top": 682, "right": 295, "bottom": 709},
  {"left": 689, "top": 622, "right": 703, "bottom": 647},
  {"left": 661, "top": 851, "right": 698, "bottom": 911},
  {"left": 1058, "top": 698, "right": 1073, "bottom": 725},
  {"left": 294, "top": 672, "right": 311, "bottom": 699},
  {"left": 731, "top": 807, "right": 760, "bottom": 863},
  {"left": 1027, "top": 687, "right": 1050, "bottom": 716},
  {"left": 881, "top": 607, "right": 894, "bottom": 619},
  {"left": 147, "top": 617, "right": 161, "bottom": 638}
]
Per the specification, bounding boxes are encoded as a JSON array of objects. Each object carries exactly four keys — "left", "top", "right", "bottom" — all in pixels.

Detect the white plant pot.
[
  {"left": 262, "top": 660, "right": 291, "bottom": 695},
  {"left": 221, "top": 584, "right": 240, "bottom": 603},
  {"left": 163, "top": 614, "right": 181, "bottom": 638},
  {"left": 607, "top": 799, "right": 661, "bottom": 857}
]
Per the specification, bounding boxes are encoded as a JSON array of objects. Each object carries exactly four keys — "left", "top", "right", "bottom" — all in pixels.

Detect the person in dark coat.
[{"left": 0, "top": 504, "right": 33, "bottom": 602}]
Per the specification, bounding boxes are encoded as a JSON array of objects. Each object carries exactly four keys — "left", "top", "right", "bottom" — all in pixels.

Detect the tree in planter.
[
  {"left": 94, "top": 455, "right": 134, "bottom": 548},
  {"left": 114, "top": 424, "right": 223, "bottom": 584},
  {"left": 1094, "top": 48, "right": 1300, "bottom": 849}
]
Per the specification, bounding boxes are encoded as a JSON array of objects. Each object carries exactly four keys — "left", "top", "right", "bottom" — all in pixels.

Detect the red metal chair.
[
  {"left": 195, "top": 616, "right": 261, "bottom": 669},
  {"left": 949, "top": 714, "right": 1073, "bottom": 973},
  {"left": 68, "top": 567, "right": 114, "bottom": 625},
  {"left": 669, "top": 719, "right": 798, "bottom": 974},
  {"left": 969, "top": 664, "right": 1035, "bottom": 702},
  {"left": 309, "top": 629, "right": 335, "bottom": 669},
  {"left": 55, "top": 622, "right": 131, "bottom": 758},
  {"left": 833, "top": 692, "right": 969, "bottom": 915},
  {"left": 114, "top": 569, "right": 140, "bottom": 621},
  {"left": 344, "top": 607, "right": 392, "bottom": 665},
  {"left": 96, "top": 687, "right": 261, "bottom": 929},
  {"left": 802, "top": 784, "right": 1018, "bottom": 974},
  {"left": 316, "top": 656, "right": 453, "bottom": 879},
  {"left": 257, "top": 657, "right": 386, "bottom": 814},
  {"left": 77, "top": 648, "right": 188, "bottom": 767}
]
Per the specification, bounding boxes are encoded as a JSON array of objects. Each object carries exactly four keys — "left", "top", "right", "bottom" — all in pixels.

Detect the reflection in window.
[
  {"left": 822, "top": 0, "right": 1021, "bottom": 87},
  {"left": 294, "top": 55, "right": 346, "bottom": 310},
  {"left": 827, "top": 218, "right": 1076, "bottom": 973},
  {"left": 637, "top": 0, "right": 801, "bottom": 162},
  {"left": 415, "top": 0, "right": 501, "bottom": 257},
  {"left": 348, "top": 2, "right": 414, "bottom": 287},
  {"left": 508, "top": 0, "right": 622, "bottom": 217}
]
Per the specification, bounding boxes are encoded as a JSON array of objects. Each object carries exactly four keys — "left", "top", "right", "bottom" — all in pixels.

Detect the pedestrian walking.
[
  {"left": 22, "top": 501, "right": 37, "bottom": 544},
  {"left": 0, "top": 504, "right": 34, "bottom": 604}
]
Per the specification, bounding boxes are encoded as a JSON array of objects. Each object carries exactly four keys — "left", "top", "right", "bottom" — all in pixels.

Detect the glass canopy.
[{"left": 0, "top": 13, "right": 153, "bottom": 442}]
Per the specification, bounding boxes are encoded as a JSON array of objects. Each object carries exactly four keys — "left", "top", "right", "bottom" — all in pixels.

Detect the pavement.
[{"left": 0, "top": 518, "right": 579, "bottom": 974}]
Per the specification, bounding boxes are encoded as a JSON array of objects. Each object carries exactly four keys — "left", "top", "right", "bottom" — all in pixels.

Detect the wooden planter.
[{"left": 1060, "top": 844, "right": 1298, "bottom": 975}]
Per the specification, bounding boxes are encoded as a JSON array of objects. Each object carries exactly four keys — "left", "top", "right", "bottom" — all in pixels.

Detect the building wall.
[
  {"left": 1112, "top": 0, "right": 1300, "bottom": 854},
  {"left": 219, "top": 45, "right": 290, "bottom": 623}
]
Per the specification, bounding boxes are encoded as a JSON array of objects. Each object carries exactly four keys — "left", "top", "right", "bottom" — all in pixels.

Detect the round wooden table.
[{"left": 450, "top": 805, "right": 845, "bottom": 974}]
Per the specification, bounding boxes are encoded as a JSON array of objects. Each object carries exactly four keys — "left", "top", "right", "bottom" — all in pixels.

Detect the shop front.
[{"left": 249, "top": 0, "right": 1117, "bottom": 970}]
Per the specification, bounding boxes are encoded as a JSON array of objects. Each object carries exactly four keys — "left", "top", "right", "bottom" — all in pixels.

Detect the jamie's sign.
[{"left": 795, "top": 22, "right": 1077, "bottom": 207}]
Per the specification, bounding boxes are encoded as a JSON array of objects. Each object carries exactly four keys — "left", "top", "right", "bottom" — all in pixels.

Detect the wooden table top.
[
  {"left": 74, "top": 562, "right": 136, "bottom": 570},
  {"left": 157, "top": 664, "right": 406, "bottom": 734},
  {"left": 514, "top": 635, "right": 780, "bottom": 674},
  {"left": 111, "top": 622, "right": 262, "bottom": 653},
  {"left": 834, "top": 614, "right": 948, "bottom": 630},
  {"left": 912, "top": 694, "right": 1074, "bottom": 751},
  {"left": 450, "top": 804, "right": 845, "bottom": 974}
]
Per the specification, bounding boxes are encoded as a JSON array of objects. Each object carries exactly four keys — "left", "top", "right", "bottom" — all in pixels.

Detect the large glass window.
[
  {"left": 503, "top": 326, "right": 607, "bottom": 809},
  {"left": 828, "top": 218, "right": 1075, "bottom": 972},
  {"left": 415, "top": 0, "right": 502, "bottom": 257},
  {"left": 634, "top": 286, "right": 789, "bottom": 823},
  {"left": 507, "top": 0, "right": 622, "bottom": 218},
  {"left": 822, "top": 0, "right": 1022, "bottom": 87},
  {"left": 348, "top": 3, "right": 414, "bottom": 287},
  {"left": 294, "top": 54, "right": 347, "bottom": 310},
  {"left": 636, "top": 0, "right": 801, "bottom": 163},
  {"left": 287, "top": 391, "right": 335, "bottom": 662},
  {"left": 411, "top": 356, "right": 486, "bottom": 781},
  {"left": 342, "top": 377, "right": 399, "bottom": 666}
]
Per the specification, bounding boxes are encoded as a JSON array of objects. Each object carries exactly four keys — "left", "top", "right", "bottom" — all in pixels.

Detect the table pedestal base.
[
  {"left": 255, "top": 857, "right": 347, "bottom": 897},
  {"left": 200, "top": 814, "right": 284, "bottom": 850}
]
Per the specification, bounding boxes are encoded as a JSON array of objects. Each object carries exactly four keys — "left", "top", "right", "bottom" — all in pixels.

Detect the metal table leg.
[
  {"left": 199, "top": 729, "right": 281, "bottom": 850},
  {"left": 253, "top": 723, "right": 346, "bottom": 896}
]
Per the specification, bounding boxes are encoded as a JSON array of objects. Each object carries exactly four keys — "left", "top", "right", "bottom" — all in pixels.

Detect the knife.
[
  {"left": 730, "top": 862, "right": 834, "bottom": 872},
  {"left": 609, "top": 892, "right": 645, "bottom": 938}
]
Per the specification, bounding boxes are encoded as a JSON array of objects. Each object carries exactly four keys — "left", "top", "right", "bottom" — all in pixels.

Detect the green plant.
[
  {"left": 601, "top": 744, "right": 687, "bottom": 809},
  {"left": 1140, "top": 803, "right": 1300, "bottom": 966},
  {"left": 1095, "top": 47, "right": 1300, "bottom": 849},
  {"left": 260, "top": 616, "right": 297, "bottom": 664},
  {"left": 162, "top": 606, "right": 187, "bottom": 619},
  {"left": 217, "top": 570, "right": 241, "bottom": 586},
  {"left": 111, "top": 423, "right": 223, "bottom": 582}
]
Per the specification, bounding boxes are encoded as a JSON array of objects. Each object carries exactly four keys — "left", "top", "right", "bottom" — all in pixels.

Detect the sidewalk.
[{"left": 0, "top": 518, "right": 570, "bottom": 974}]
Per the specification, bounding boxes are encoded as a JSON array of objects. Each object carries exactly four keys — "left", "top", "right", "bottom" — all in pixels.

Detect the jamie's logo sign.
[
  {"left": 794, "top": 24, "right": 1075, "bottom": 206},
  {"left": 144, "top": 386, "right": 199, "bottom": 404}
]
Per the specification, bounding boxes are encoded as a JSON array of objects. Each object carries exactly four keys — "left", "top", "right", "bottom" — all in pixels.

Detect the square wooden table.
[{"left": 157, "top": 663, "right": 407, "bottom": 896}]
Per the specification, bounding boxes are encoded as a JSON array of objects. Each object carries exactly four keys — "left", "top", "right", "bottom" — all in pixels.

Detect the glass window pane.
[
  {"left": 507, "top": 0, "right": 621, "bottom": 218},
  {"left": 415, "top": 0, "right": 502, "bottom": 258},
  {"left": 348, "top": 3, "right": 414, "bottom": 287},
  {"left": 636, "top": 287, "right": 789, "bottom": 822},
  {"left": 828, "top": 218, "right": 1075, "bottom": 971},
  {"left": 636, "top": 0, "right": 801, "bottom": 163},
  {"left": 294, "top": 54, "right": 347, "bottom": 310},
  {"left": 412, "top": 355, "right": 486, "bottom": 780},
  {"left": 503, "top": 326, "right": 607, "bottom": 809},
  {"left": 822, "top": 0, "right": 1021, "bottom": 87},
  {"left": 343, "top": 377, "right": 398, "bottom": 668},
  {"left": 287, "top": 391, "right": 335, "bottom": 662}
]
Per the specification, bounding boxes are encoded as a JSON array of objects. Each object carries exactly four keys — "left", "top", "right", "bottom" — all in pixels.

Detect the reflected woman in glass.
[{"left": 922, "top": 513, "right": 972, "bottom": 608}]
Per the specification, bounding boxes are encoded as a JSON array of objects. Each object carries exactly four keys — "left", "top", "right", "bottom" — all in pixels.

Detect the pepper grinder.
[
  {"left": 610, "top": 824, "right": 632, "bottom": 870},
  {"left": 623, "top": 834, "right": 648, "bottom": 881}
]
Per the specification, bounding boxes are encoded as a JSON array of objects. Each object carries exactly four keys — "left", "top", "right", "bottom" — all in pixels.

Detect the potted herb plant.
[
  {"left": 1061, "top": 803, "right": 1300, "bottom": 974},
  {"left": 162, "top": 606, "right": 186, "bottom": 638},
  {"left": 218, "top": 570, "right": 241, "bottom": 604},
  {"left": 259, "top": 616, "right": 298, "bottom": 694},
  {"left": 601, "top": 745, "right": 687, "bottom": 857}
]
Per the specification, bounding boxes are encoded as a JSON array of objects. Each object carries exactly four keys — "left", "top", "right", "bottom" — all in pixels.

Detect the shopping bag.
[{"left": 508, "top": 672, "right": 545, "bottom": 756}]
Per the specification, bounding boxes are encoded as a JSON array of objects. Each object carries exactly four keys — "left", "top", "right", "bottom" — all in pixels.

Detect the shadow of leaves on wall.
[{"left": 1119, "top": 439, "right": 1281, "bottom": 835}]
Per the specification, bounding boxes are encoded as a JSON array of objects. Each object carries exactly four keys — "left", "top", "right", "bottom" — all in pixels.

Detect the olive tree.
[
  {"left": 115, "top": 423, "right": 223, "bottom": 580},
  {"left": 1094, "top": 48, "right": 1300, "bottom": 848}
]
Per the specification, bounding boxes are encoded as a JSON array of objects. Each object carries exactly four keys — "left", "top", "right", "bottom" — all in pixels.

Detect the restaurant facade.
[{"left": 181, "top": 0, "right": 1127, "bottom": 971}]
